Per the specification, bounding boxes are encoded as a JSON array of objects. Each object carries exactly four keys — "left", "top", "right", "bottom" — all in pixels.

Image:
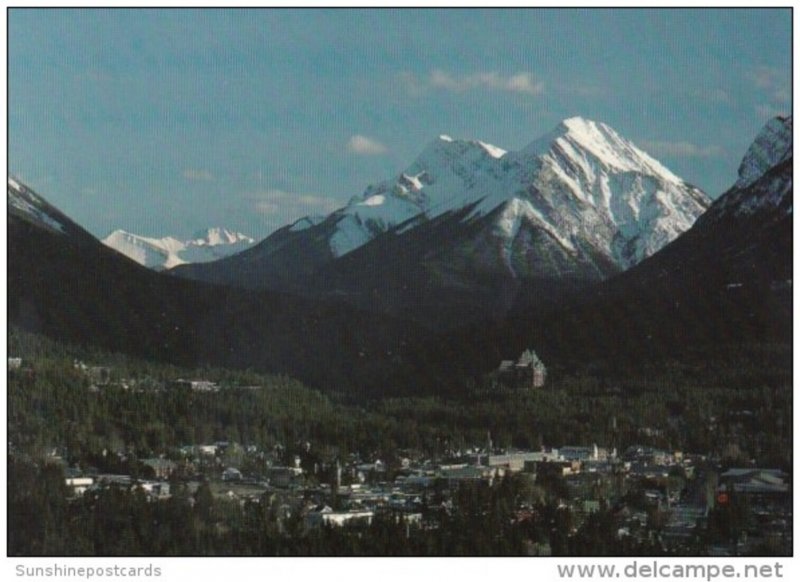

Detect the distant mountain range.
[
  {"left": 7, "top": 115, "right": 791, "bottom": 397},
  {"left": 102, "top": 228, "right": 255, "bottom": 270},
  {"left": 173, "top": 117, "right": 710, "bottom": 327},
  {"left": 7, "top": 177, "right": 423, "bottom": 393}
]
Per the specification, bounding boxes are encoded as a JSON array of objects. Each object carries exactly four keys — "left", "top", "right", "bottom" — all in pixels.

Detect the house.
[
  {"left": 222, "top": 467, "right": 243, "bottom": 482},
  {"left": 498, "top": 360, "right": 515, "bottom": 376},
  {"left": 172, "top": 379, "right": 219, "bottom": 392},
  {"left": 438, "top": 464, "right": 499, "bottom": 487},
  {"left": 305, "top": 506, "right": 374, "bottom": 529},
  {"left": 8, "top": 357, "right": 22, "bottom": 370},
  {"left": 195, "top": 444, "right": 218, "bottom": 457},
  {"left": 138, "top": 481, "right": 171, "bottom": 500},
  {"left": 65, "top": 476, "right": 94, "bottom": 496},
  {"left": 267, "top": 466, "right": 303, "bottom": 488},
  {"left": 497, "top": 349, "right": 547, "bottom": 388},
  {"left": 531, "top": 460, "right": 579, "bottom": 477},
  {"left": 623, "top": 445, "right": 672, "bottom": 466},
  {"left": 717, "top": 468, "right": 790, "bottom": 512},
  {"left": 399, "top": 472, "right": 435, "bottom": 490},
  {"left": 356, "top": 459, "right": 386, "bottom": 474},
  {"left": 141, "top": 458, "right": 177, "bottom": 479},
  {"left": 479, "top": 451, "right": 553, "bottom": 472},
  {"left": 561, "top": 445, "right": 605, "bottom": 462},
  {"left": 96, "top": 474, "right": 134, "bottom": 487}
]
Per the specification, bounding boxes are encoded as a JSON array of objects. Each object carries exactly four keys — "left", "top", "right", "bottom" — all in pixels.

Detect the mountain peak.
[
  {"left": 418, "top": 134, "right": 507, "bottom": 161},
  {"left": 522, "top": 117, "right": 685, "bottom": 185},
  {"left": 559, "top": 115, "right": 612, "bottom": 135},
  {"left": 191, "top": 227, "right": 254, "bottom": 246},
  {"left": 175, "top": 118, "right": 712, "bottom": 300},
  {"left": 240, "top": 118, "right": 708, "bottom": 270},
  {"left": 103, "top": 227, "right": 256, "bottom": 270}
]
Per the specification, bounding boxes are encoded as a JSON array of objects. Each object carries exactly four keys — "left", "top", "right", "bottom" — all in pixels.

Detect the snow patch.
[
  {"left": 524, "top": 116, "right": 685, "bottom": 185},
  {"left": 478, "top": 141, "right": 507, "bottom": 159},
  {"left": 363, "top": 195, "right": 386, "bottom": 207},
  {"left": 7, "top": 177, "right": 67, "bottom": 233},
  {"left": 193, "top": 227, "right": 254, "bottom": 247}
]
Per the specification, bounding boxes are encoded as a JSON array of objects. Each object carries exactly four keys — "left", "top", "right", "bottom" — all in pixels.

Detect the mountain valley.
[
  {"left": 6, "top": 116, "right": 792, "bottom": 398},
  {"left": 173, "top": 118, "right": 710, "bottom": 327}
]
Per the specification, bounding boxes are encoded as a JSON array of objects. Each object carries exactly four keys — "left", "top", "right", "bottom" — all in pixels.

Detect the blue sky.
[{"left": 8, "top": 8, "right": 792, "bottom": 239}]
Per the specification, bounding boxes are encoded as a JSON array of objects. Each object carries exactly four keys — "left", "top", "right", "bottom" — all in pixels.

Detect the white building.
[
  {"left": 65, "top": 477, "right": 94, "bottom": 496},
  {"left": 305, "top": 506, "right": 374, "bottom": 529}
]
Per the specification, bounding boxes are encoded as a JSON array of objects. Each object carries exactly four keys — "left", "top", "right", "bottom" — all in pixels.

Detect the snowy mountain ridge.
[
  {"left": 103, "top": 228, "right": 255, "bottom": 270},
  {"left": 313, "top": 116, "right": 710, "bottom": 271}
]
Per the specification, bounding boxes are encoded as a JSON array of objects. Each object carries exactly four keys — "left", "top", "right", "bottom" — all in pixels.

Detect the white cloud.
[
  {"left": 743, "top": 65, "right": 790, "bottom": 123},
  {"left": 428, "top": 69, "right": 469, "bottom": 91},
  {"left": 347, "top": 135, "right": 388, "bottom": 155},
  {"left": 749, "top": 65, "right": 786, "bottom": 91},
  {"left": 248, "top": 189, "right": 339, "bottom": 216},
  {"left": 640, "top": 140, "right": 723, "bottom": 158},
  {"left": 748, "top": 66, "right": 791, "bottom": 111},
  {"left": 429, "top": 69, "right": 544, "bottom": 95},
  {"left": 504, "top": 73, "right": 544, "bottom": 95},
  {"left": 396, "top": 71, "right": 426, "bottom": 97},
  {"left": 398, "top": 69, "right": 544, "bottom": 97},
  {"left": 183, "top": 168, "right": 214, "bottom": 182}
]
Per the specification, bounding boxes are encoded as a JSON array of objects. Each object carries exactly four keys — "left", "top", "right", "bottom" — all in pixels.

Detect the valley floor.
[{"left": 7, "top": 330, "right": 792, "bottom": 556}]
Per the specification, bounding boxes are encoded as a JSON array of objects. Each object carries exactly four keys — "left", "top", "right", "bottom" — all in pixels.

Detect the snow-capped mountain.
[
  {"left": 103, "top": 228, "right": 255, "bottom": 270},
  {"left": 328, "top": 119, "right": 704, "bottom": 270},
  {"left": 7, "top": 116, "right": 791, "bottom": 394},
  {"left": 177, "top": 117, "right": 710, "bottom": 300},
  {"left": 305, "top": 117, "right": 709, "bottom": 272},
  {"left": 494, "top": 114, "right": 792, "bottom": 374},
  {"left": 598, "top": 114, "right": 791, "bottom": 292},
  {"left": 518, "top": 118, "right": 710, "bottom": 268}
]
